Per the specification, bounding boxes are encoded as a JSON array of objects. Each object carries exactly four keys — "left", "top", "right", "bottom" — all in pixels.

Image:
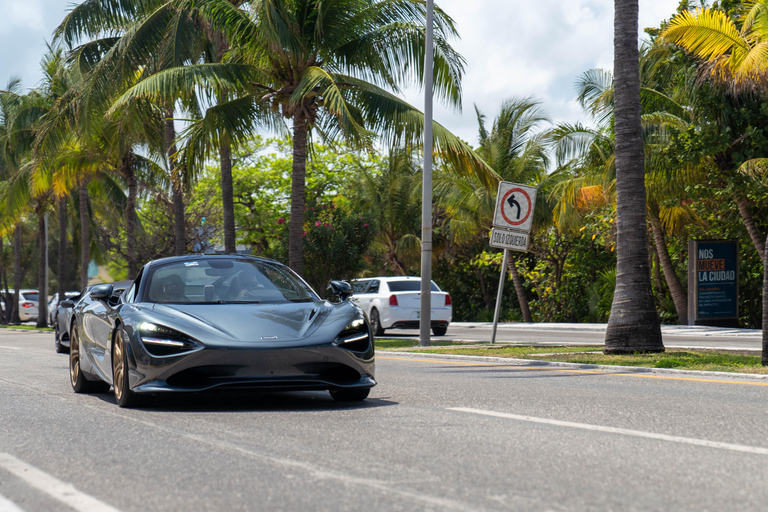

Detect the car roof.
[{"left": 145, "top": 253, "right": 280, "bottom": 268}]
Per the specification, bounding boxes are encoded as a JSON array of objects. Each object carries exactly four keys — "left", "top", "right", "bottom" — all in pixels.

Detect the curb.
[{"left": 378, "top": 349, "right": 768, "bottom": 381}]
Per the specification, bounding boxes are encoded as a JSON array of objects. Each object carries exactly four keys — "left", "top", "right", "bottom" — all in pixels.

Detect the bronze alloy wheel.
[
  {"left": 69, "top": 326, "right": 108, "bottom": 393},
  {"left": 112, "top": 329, "right": 126, "bottom": 403},
  {"left": 69, "top": 328, "right": 80, "bottom": 389},
  {"left": 112, "top": 328, "right": 144, "bottom": 408}
]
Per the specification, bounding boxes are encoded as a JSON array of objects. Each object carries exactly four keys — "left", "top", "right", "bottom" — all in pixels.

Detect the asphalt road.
[{"left": 2, "top": 331, "right": 768, "bottom": 511}]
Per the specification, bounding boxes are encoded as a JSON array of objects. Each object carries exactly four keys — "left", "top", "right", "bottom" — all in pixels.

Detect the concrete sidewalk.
[{"left": 449, "top": 322, "right": 763, "bottom": 339}]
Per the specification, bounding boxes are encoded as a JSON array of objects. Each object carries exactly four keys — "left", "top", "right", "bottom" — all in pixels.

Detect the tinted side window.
[
  {"left": 351, "top": 280, "right": 370, "bottom": 293},
  {"left": 368, "top": 280, "right": 380, "bottom": 294}
]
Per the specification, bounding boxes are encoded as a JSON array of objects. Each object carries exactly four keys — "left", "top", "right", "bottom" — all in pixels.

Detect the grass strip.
[
  {"left": 375, "top": 339, "right": 768, "bottom": 374},
  {"left": 0, "top": 324, "right": 53, "bottom": 332}
]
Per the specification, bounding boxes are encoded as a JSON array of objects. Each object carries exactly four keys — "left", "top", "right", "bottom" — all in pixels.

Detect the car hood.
[{"left": 149, "top": 301, "right": 339, "bottom": 342}]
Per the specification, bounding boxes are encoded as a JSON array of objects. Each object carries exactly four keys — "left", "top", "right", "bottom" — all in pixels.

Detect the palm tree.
[
  {"left": 661, "top": 0, "right": 768, "bottom": 363},
  {"left": 354, "top": 148, "right": 422, "bottom": 275},
  {"left": 435, "top": 97, "right": 551, "bottom": 323},
  {"left": 53, "top": 0, "right": 202, "bottom": 257},
  {"left": 112, "top": 0, "right": 496, "bottom": 274},
  {"left": 553, "top": 62, "right": 704, "bottom": 326},
  {"left": 605, "top": 0, "right": 663, "bottom": 353}
]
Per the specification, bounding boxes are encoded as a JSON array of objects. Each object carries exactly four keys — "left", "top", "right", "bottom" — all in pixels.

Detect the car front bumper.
[{"left": 127, "top": 337, "right": 376, "bottom": 394}]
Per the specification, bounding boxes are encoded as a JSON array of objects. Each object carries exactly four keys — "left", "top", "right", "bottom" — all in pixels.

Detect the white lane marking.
[
  {"left": 0, "top": 494, "right": 24, "bottom": 512},
  {"left": 92, "top": 409, "right": 475, "bottom": 512},
  {"left": 0, "top": 346, "right": 21, "bottom": 350},
  {"left": 448, "top": 407, "right": 768, "bottom": 456},
  {"left": 0, "top": 453, "right": 121, "bottom": 512}
]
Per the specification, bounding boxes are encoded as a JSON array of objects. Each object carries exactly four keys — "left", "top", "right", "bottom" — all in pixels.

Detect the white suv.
[{"left": 349, "top": 277, "right": 452, "bottom": 336}]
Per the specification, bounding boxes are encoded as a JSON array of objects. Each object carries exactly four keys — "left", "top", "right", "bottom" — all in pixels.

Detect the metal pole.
[
  {"left": 44, "top": 213, "right": 49, "bottom": 302},
  {"left": 419, "top": 0, "right": 434, "bottom": 347},
  {"left": 491, "top": 249, "right": 509, "bottom": 344}
]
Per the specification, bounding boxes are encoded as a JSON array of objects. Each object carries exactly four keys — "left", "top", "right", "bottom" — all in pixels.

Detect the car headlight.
[
  {"left": 139, "top": 322, "right": 199, "bottom": 356},
  {"left": 334, "top": 316, "right": 371, "bottom": 352}
]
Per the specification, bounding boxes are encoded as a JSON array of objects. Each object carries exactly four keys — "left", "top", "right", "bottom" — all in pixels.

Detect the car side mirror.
[
  {"left": 59, "top": 300, "right": 75, "bottom": 308},
  {"left": 90, "top": 284, "right": 114, "bottom": 300},
  {"left": 326, "top": 280, "right": 353, "bottom": 303}
]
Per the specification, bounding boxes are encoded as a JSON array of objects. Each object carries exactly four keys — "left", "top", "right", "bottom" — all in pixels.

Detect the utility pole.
[{"left": 419, "top": 0, "right": 434, "bottom": 347}]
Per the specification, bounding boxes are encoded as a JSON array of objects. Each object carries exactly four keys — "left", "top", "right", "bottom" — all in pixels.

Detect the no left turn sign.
[{"left": 492, "top": 182, "right": 537, "bottom": 232}]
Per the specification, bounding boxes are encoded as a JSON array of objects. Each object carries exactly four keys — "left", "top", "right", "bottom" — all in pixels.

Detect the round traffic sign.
[{"left": 499, "top": 187, "right": 532, "bottom": 226}]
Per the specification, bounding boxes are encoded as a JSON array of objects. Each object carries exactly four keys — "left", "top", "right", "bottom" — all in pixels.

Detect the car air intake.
[{"left": 389, "top": 295, "right": 398, "bottom": 306}]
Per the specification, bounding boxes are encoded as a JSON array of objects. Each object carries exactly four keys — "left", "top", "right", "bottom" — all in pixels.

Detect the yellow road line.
[{"left": 378, "top": 355, "right": 768, "bottom": 387}]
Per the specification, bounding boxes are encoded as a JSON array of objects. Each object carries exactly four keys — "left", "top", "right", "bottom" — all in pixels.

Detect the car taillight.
[
  {"left": 389, "top": 295, "right": 398, "bottom": 306},
  {"left": 22, "top": 302, "right": 33, "bottom": 308},
  {"left": 445, "top": 294, "right": 452, "bottom": 306}
]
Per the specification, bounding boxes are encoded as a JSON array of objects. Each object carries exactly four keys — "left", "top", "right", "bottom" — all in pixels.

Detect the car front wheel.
[
  {"left": 370, "top": 308, "right": 385, "bottom": 336},
  {"left": 70, "top": 326, "right": 108, "bottom": 393},
  {"left": 54, "top": 321, "right": 68, "bottom": 354},
  {"left": 112, "top": 328, "right": 146, "bottom": 408}
]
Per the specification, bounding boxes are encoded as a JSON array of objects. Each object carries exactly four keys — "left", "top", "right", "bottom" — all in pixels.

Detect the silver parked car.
[{"left": 48, "top": 291, "right": 81, "bottom": 326}]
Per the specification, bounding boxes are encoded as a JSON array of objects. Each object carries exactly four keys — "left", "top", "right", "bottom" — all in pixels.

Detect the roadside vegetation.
[
  {"left": 375, "top": 339, "right": 768, "bottom": 374},
  {"left": 0, "top": 0, "right": 765, "bottom": 342}
]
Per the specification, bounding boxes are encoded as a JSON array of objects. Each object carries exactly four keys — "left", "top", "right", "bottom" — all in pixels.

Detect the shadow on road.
[{"left": 95, "top": 389, "right": 398, "bottom": 413}]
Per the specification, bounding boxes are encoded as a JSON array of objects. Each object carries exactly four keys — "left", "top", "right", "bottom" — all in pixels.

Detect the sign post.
[{"left": 490, "top": 182, "right": 537, "bottom": 344}]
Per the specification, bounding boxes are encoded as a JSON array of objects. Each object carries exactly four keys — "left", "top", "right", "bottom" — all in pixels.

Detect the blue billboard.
[{"left": 688, "top": 240, "right": 739, "bottom": 325}]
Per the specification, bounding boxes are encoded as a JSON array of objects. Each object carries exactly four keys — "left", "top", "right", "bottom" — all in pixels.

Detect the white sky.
[{"left": 0, "top": 0, "right": 681, "bottom": 144}]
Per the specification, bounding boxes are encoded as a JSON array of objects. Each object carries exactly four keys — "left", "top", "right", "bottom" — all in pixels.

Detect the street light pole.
[{"left": 419, "top": 0, "right": 434, "bottom": 347}]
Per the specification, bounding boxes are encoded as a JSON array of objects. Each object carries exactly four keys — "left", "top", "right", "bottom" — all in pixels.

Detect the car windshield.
[
  {"left": 21, "top": 292, "right": 39, "bottom": 301},
  {"left": 387, "top": 280, "right": 439, "bottom": 292},
  {"left": 144, "top": 258, "right": 318, "bottom": 304}
]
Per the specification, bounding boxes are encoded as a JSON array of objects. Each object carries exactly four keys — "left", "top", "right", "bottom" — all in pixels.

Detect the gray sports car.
[{"left": 68, "top": 254, "right": 375, "bottom": 407}]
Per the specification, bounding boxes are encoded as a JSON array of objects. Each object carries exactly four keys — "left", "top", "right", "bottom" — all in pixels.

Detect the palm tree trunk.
[
  {"left": 36, "top": 209, "right": 48, "bottom": 328},
  {"left": 220, "top": 140, "right": 236, "bottom": 253},
  {"left": 165, "top": 107, "right": 185, "bottom": 256},
  {"left": 649, "top": 211, "right": 688, "bottom": 325},
  {"left": 605, "top": 0, "right": 663, "bottom": 353},
  {"left": 289, "top": 111, "right": 308, "bottom": 274},
  {"left": 734, "top": 193, "right": 765, "bottom": 263},
  {"left": 12, "top": 224, "right": 21, "bottom": 324},
  {"left": 506, "top": 255, "right": 533, "bottom": 323},
  {"left": 57, "top": 196, "right": 67, "bottom": 298},
  {"left": 79, "top": 180, "right": 90, "bottom": 290},
  {"left": 122, "top": 151, "right": 138, "bottom": 278}
]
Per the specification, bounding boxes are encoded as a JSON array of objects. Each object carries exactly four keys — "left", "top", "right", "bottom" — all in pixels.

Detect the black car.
[
  {"left": 54, "top": 283, "right": 132, "bottom": 354},
  {"left": 68, "top": 254, "right": 375, "bottom": 407}
]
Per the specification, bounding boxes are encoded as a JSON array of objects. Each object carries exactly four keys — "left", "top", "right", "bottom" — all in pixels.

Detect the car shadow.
[{"left": 95, "top": 389, "right": 397, "bottom": 413}]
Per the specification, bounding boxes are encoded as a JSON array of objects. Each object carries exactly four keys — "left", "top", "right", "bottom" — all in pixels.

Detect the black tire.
[
  {"left": 70, "top": 326, "right": 109, "bottom": 393},
  {"left": 112, "top": 327, "right": 146, "bottom": 408},
  {"left": 330, "top": 388, "right": 370, "bottom": 402},
  {"left": 432, "top": 325, "right": 448, "bottom": 336},
  {"left": 370, "top": 308, "right": 385, "bottom": 336}
]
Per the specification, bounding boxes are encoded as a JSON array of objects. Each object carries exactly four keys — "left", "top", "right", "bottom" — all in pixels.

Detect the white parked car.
[
  {"left": 17, "top": 289, "right": 40, "bottom": 322},
  {"left": 349, "top": 276, "right": 452, "bottom": 336}
]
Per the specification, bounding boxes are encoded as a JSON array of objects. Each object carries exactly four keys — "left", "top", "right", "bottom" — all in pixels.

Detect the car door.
[
  {"left": 350, "top": 280, "right": 374, "bottom": 316},
  {"left": 81, "top": 291, "right": 117, "bottom": 380}
]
